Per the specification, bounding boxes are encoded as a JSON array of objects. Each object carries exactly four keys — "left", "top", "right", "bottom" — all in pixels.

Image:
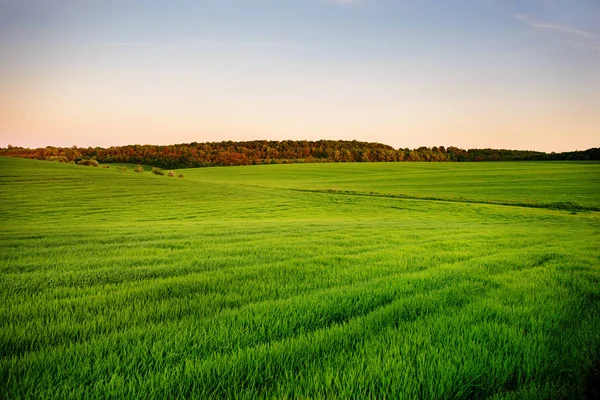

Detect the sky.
[{"left": 0, "top": 0, "right": 598, "bottom": 152}]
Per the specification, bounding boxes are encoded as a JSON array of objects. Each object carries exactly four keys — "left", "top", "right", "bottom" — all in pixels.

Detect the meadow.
[{"left": 1, "top": 156, "right": 599, "bottom": 399}]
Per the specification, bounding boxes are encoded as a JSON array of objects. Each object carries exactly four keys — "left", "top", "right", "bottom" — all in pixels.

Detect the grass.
[
  {"left": 1, "top": 156, "right": 599, "bottom": 399},
  {"left": 179, "top": 161, "right": 600, "bottom": 209}
]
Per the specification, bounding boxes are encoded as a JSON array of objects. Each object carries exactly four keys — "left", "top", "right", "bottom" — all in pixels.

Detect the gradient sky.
[{"left": 0, "top": 0, "right": 598, "bottom": 151}]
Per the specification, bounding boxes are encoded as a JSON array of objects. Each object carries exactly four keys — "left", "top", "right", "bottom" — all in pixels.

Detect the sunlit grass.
[
  {"left": 180, "top": 161, "right": 600, "bottom": 209},
  {"left": 1, "top": 157, "right": 599, "bottom": 398}
]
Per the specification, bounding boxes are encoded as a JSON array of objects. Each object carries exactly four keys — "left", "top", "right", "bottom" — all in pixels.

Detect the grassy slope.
[
  {"left": 180, "top": 161, "right": 600, "bottom": 209},
  {"left": 1, "top": 157, "right": 599, "bottom": 399}
]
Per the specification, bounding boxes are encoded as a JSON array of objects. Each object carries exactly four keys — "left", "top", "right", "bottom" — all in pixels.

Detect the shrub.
[
  {"left": 102, "top": 165, "right": 110, "bottom": 169},
  {"left": 77, "top": 159, "right": 99, "bottom": 167},
  {"left": 134, "top": 165, "right": 144, "bottom": 173},
  {"left": 168, "top": 170, "right": 175, "bottom": 177},
  {"left": 117, "top": 166, "right": 127, "bottom": 171},
  {"left": 152, "top": 167, "right": 164, "bottom": 176},
  {"left": 178, "top": 174, "right": 184, "bottom": 178},
  {"left": 45, "top": 156, "right": 69, "bottom": 163}
]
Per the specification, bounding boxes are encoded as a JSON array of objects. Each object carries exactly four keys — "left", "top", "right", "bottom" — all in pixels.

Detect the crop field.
[{"left": 1, "top": 156, "right": 599, "bottom": 399}]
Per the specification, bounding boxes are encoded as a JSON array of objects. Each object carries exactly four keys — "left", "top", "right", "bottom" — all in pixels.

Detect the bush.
[
  {"left": 117, "top": 166, "right": 127, "bottom": 171},
  {"left": 134, "top": 165, "right": 144, "bottom": 173},
  {"left": 77, "top": 159, "right": 99, "bottom": 167},
  {"left": 152, "top": 167, "right": 164, "bottom": 176},
  {"left": 45, "top": 156, "right": 69, "bottom": 163},
  {"left": 102, "top": 165, "right": 110, "bottom": 169},
  {"left": 178, "top": 174, "right": 184, "bottom": 178},
  {"left": 168, "top": 170, "right": 175, "bottom": 177}
]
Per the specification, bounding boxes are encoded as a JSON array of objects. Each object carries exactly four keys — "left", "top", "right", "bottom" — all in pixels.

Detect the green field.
[
  {"left": 181, "top": 161, "right": 600, "bottom": 209},
  {"left": 1, "top": 157, "right": 599, "bottom": 399}
]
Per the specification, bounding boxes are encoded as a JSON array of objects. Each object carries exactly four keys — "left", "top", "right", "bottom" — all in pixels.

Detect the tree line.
[{"left": 1, "top": 140, "right": 598, "bottom": 169}]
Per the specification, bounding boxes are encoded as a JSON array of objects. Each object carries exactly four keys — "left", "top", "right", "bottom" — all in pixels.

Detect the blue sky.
[{"left": 0, "top": 0, "right": 598, "bottom": 151}]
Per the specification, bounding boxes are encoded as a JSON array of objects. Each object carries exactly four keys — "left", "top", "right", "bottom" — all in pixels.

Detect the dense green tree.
[{"left": 1, "top": 141, "right": 597, "bottom": 168}]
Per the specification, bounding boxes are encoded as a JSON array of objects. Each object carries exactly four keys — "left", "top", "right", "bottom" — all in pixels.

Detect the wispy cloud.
[
  {"left": 514, "top": 13, "right": 600, "bottom": 52},
  {"left": 515, "top": 14, "right": 593, "bottom": 38},
  {"left": 327, "top": 0, "right": 361, "bottom": 5},
  {"left": 94, "top": 38, "right": 293, "bottom": 51},
  {"left": 100, "top": 42, "right": 162, "bottom": 47}
]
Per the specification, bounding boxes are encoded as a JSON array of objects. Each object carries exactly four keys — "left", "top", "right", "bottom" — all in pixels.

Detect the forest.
[{"left": 1, "top": 140, "right": 598, "bottom": 169}]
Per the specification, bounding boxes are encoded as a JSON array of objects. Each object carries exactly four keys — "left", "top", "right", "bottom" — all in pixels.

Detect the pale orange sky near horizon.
[{"left": 1, "top": 0, "right": 598, "bottom": 152}]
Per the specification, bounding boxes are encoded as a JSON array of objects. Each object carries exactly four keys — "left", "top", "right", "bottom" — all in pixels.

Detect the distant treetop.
[{"left": 1, "top": 140, "right": 598, "bottom": 169}]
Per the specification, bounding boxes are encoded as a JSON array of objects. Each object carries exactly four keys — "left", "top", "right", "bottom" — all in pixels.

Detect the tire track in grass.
[
  {"left": 1, "top": 242, "right": 556, "bottom": 359},
  {"left": 0, "top": 254, "right": 493, "bottom": 360},
  {"left": 287, "top": 188, "right": 600, "bottom": 212},
  {"left": 157, "top": 280, "right": 491, "bottom": 399},
  {"left": 1, "top": 277, "right": 494, "bottom": 399}
]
